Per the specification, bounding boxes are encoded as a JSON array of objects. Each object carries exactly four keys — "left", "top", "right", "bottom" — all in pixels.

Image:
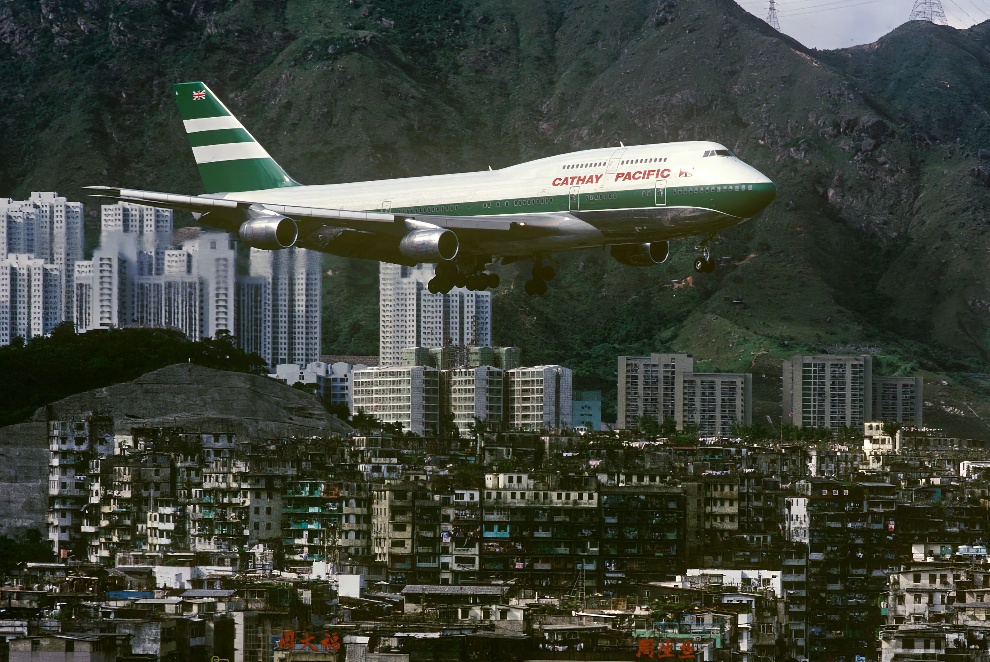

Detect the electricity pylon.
[
  {"left": 766, "top": 0, "right": 781, "bottom": 31},
  {"left": 909, "top": 0, "right": 947, "bottom": 24}
]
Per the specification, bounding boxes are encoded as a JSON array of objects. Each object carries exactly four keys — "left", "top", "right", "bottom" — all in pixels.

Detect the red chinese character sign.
[
  {"left": 636, "top": 638, "right": 657, "bottom": 658},
  {"left": 636, "top": 638, "right": 698, "bottom": 660},
  {"left": 275, "top": 631, "right": 343, "bottom": 654},
  {"left": 657, "top": 639, "right": 676, "bottom": 658}
]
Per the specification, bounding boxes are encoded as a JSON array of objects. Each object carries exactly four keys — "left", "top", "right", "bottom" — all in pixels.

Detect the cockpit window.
[{"left": 703, "top": 149, "right": 734, "bottom": 157}]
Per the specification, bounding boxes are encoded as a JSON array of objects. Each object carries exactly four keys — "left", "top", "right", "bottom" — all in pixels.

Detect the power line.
[
  {"left": 767, "top": 0, "right": 781, "bottom": 30},
  {"left": 779, "top": 0, "right": 884, "bottom": 17},
  {"left": 909, "top": 0, "right": 948, "bottom": 23}
]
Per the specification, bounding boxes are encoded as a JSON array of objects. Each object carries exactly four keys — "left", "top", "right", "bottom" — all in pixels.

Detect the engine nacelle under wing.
[
  {"left": 609, "top": 241, "right": 670, "bottom": 266},
  {"left": 238, "top": 215, "right": 298, "bottom": 250},
  {"left": 398, "top": 227, "right": 459, "bottom": 262}
]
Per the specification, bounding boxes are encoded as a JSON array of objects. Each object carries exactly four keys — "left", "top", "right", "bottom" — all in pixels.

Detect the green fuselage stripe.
[
  {"left": 388, "top": 182, "right": 775, "bottom": 220},
  {"left": 187, "top": 128, "right": 254, "bottom": 147}
]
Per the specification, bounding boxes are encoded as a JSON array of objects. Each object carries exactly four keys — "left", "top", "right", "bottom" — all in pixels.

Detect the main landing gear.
[
  {"left": 428, "top": 260, "right": 500, "bottom": 294},
  {"left": 525, "top": 256, "right": 556, "bottom": 295},
  {"left": 693, "top": 234, "right": 718, "bottom": 273}
]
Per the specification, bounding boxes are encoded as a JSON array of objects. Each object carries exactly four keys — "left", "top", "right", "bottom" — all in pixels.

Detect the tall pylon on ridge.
[
  {"left": 766, "top": 0, "right": 781, "bottom": 31},
  {"left": 909, "top": 0, "right": 947, "bottom": 24}
]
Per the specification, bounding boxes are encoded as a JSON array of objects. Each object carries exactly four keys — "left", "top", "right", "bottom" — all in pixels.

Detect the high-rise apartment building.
[
  {"left": 235, "top": 275, "right": 271, "bottom": 362},
  {"left": 379, "top": 263, "right": 492, "bottom": 368},
  {"left": 0, "top": 192, "right": 83, "bottom": 327},
  {"left": 74, "top": 225, "right": 237, "bottom": 341},
  {"left": 0, "top": 254, "right": 63, "bottom": 343},
  {"left": 617, "top": 353, "right": 752, "bottom": 435},
  {"left": 448, "top": 365, "right": 504, "bottom": 432},
  {"left": 507, "top": 365, "right": 572, "bottom": 431},
  {"left": 74, "top": 232, "right": 137, "bottom": 332},
  {"left": 352, "top": 366, "right": 441, "bottom": 435},
  {"left": 99, "top": 202, "right": 172, "bottom": 274},
  {"left": 782, "top": 354, "right": 873, "bottom": 431},
  {"left": 872, "top": 376, "right": 923, "bottom": 426},
  {"left": 679, "top": 372, "right": 752, "bottom": 437},
  {"left": 616, "top": 353, "right": 695, "bottom": 429},
  {"left": 74, "top": 202, "right": 175, "bottom": 333},
  {"left": 246, "top": 247, "right": 321, "bottom": 367}
]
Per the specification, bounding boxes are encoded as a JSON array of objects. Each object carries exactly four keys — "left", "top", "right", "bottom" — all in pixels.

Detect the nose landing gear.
[{"left": 693, "top": 234, "right": 718, "bottom": 273}]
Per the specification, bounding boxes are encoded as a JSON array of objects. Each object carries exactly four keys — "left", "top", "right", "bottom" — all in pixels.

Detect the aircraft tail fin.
[{"left": 173, "top": 82, "right": 300, "bottom": 194}]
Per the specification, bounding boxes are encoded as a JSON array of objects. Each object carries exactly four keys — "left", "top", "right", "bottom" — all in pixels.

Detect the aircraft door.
[
  {"left": 381, "top": 200, "right": 391, "bottom": 212},
  {"left": 655, "top": 180, "right": 667, "bottom": 206},
  {"left": 606, "top": 148, "right": 627, "bottom": 174},
  {"left": 569, "top": 187, "right": 580, "bottom": 211}
]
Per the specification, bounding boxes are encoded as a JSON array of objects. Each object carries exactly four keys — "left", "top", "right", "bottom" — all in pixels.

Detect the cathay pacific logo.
[{"left": 679, "top": 169, "right": 693, "bottom": 177}]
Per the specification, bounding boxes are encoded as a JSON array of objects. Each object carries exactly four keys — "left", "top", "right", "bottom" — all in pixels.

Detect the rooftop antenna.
[
  {"left": 766, "top": 0, "right": 781, "bottom": 31},
  {"left": 909, "top": 0, "right": 947, "bottom": 23}
]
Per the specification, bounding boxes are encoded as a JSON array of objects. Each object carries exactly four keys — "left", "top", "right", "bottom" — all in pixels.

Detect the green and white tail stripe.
[{"left": 173, "top": 82, "right": 300, "bottom": 194}]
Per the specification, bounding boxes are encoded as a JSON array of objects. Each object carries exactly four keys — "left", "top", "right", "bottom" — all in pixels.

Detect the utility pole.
[
  {"left": 766, "top": 0, "right": 781, "bottom": 31},
  {"left": 909, "top": 0, "right": 947, "bottom": 24}
]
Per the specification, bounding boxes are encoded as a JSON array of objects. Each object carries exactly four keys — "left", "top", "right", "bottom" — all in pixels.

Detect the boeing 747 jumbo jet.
[{"left": 87, "top": 82, "right": 776, "bottom": 295}]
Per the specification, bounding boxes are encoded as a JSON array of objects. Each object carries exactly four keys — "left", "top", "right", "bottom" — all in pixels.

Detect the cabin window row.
[{"left": 673, "top": 185, "right": 754, "bottom": 194}]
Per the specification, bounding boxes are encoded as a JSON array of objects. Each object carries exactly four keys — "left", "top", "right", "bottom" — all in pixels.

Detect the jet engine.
[
  {"left": 609, "top": 241, "right": 670, "bottom": 266},
  {"left": 399, "top": 227, "right": 459, "bottom": 262},
  {"left": 238, "top": 216, "right": 298, "bottom": 250}
]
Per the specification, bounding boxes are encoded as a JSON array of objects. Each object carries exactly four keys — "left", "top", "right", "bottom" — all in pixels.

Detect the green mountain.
[{"left": 3, "top": 0, "right": 990, "bottom": 432}]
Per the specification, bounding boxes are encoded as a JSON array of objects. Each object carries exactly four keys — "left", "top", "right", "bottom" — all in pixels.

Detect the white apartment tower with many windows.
[
  {"left": 244, "top": 247, "right": 322, "bottom": 367},
  {"left": 352, "top": 365, "right": 441, "bottom": 435},
  {"left": 0, "top": 193, "right": 84, "bottom": 342},
  {"left": 379, "top": 263, "right": 492, "bottom": 368},
  {"left": 0, "top": 254, "right": 63, "bottom": 343},
  {"left": 508, "top": 365, "right": 573, "bottom": 431},
  {"left": 74, "top": 203, "right": 243, "bottom": 342},
  {"left": 99, "top": 202, "right": 172, "bottom": 275}
]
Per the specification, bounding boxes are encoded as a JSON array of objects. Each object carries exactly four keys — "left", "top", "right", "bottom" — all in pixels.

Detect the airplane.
[{"left": 87, "top": 82, "right": 776, "bottom": 295}]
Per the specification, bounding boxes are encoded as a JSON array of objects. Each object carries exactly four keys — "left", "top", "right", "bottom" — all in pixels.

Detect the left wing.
[{"left": 83, "top": 186, "right": 571, "bottom": 263}]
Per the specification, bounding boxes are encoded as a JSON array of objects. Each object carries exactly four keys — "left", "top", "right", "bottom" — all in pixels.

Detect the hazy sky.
[{"left": 737, "top": 0, "right": 990, "bottom": 50}]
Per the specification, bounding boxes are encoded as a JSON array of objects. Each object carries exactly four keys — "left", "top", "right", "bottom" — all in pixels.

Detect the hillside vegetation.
[
  {"left": 0, "top": 325, "right": 265, "bottom": 427},
  {"left": 3, "top": 0, "right": 990, "bottom": 430}
]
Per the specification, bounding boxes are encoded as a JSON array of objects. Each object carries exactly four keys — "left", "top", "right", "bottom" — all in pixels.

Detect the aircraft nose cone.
[{"left": 757, "top": 180, "right": 777, "bottom": 211}]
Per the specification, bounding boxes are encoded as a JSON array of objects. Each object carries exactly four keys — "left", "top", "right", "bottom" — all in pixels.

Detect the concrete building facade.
[
  {"left": 247, "top": 247, "right": 321, "bottom": 367},
  {"left": 873, "top": 376, "right": 923, "bottom": 427},
  {"left": 352, "top": 366, "right": 441, "bottom": 436},
  {"left": 782, "top": 354, "right": 873, "bottom": 431},
  {"left": 679, "top": 372, "right": 752, "bottom": 437},
  {"left": 448, "top": 366, "right": 504, "bottom": 432},
  {"left": 378, "top": 263, "right": 492, "bottom": 368},
  {"left": 507, "top": 365, "right": 572, "bottom": 431},
  {"left": 0, "top": 254, "right": 63, "bottom": 343},
  {"left": 617, "top": 353, "right": 695, "bottom": 429}
]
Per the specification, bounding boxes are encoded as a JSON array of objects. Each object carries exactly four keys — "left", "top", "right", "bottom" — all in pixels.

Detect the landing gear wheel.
[
  {"left": 693, "top": 257, "right": 716, "bottom": 273},
  {"left": 525, "top": 279, "right": 548, "bottom": 295},
  {"left": 486, "top": 273, "right": 501, "bottom": 289},
  {"left": 435, "top": 261, "right": 457, "bottom": 280},
  {"left": 539, "top": 265, "right": 556, "bottom": 281}
]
